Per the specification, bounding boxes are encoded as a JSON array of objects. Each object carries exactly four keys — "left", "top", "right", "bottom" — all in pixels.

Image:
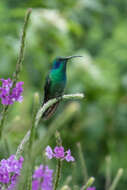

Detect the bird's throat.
[{"left": 50, "top": 66, "right": 66, "bottom": 82}]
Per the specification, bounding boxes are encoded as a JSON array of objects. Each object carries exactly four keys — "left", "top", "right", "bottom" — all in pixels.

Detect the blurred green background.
[{"left": 0, "top": 0, "right": 127, "bottom": 189}]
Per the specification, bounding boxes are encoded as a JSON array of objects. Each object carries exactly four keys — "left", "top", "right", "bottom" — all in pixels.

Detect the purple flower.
[
  {"left": 0, "top": 78, "right": 24, "bottom": 105},
  {"left": 45, "top": 146, "right": 54, "bottom": 159},
  {"left": 45, "top": 145, "right": 75, "bottom": 162},
  {"left": 87, "top": 188, "right": 96, "bottom": 190},
  {"left": 0, "top": 155, "right": 24, "bottom": 189},
  {"left": 32, "top": 165, "right": 53, "bottom": 190},
  {"left": 0, "top": 167, "right": 10, "bottom": 184},
  {"left": 54, "top": 146, "right": 65, "bottom": 159},
  {"left": 65, "top": 149, "right": 75, "bottom": 162}
]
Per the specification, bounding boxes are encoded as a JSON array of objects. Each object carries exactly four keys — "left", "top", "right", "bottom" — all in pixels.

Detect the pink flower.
[
  {"left": 0, "top": 155, "right": 24, "bottom": 188},
  {"left": 0, "top": 78, "right": 24, "bottom": 105},
  {"left": 45, "top": 146, "right": 54, "bottom": 159},
  {"left": 45, "top": 145, "right": 75, "bottom": 162},
  {"left": 54, "top": 146, "right": 65, "bottom": 159},
  {"left": 65, "top": 149, "right": 75, "bottom": 162},
  {"left": 32, "top": 165, "right": 53, "bottom": 190}
]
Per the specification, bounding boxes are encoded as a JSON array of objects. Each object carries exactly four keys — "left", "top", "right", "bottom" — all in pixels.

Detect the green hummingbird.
[{"left": 42, "top": 55, "right": 82, "bottom": 120}]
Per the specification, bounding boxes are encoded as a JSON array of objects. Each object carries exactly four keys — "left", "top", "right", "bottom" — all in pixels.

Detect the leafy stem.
[
  {"left": 0, "top": 8, "right": 32, "bottom": 138},
  {"left": 53, "top": 159, "right": 62, "bottom": 190}
]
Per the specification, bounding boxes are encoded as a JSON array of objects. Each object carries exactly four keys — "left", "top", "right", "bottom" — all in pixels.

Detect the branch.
[
  {"left": 13, "top": 8, "right": 32, "bottom": 84},
  {"left": 35, "top": 93, "right": 85, "bottom": 127},
  {"left": 0, "top": 8, "right": 32, "bottom": 138},
  {"left": 53, "top": 159, "right": 62, "bottom": 190},
  {"left": 16, "top": 130, "right": 31, "bottom": 159},
  {"left": 15, "top": 93, "right": 84, "bottom": 159}
]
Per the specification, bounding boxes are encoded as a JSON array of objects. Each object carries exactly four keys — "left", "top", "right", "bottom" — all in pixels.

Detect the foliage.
[{"left": 0, "top": 0, "right": 127, "bottom": 189}]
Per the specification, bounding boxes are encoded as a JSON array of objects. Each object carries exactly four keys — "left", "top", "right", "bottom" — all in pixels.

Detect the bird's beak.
[{"left": 64, "top": 55, "right": 82, "bottom": 61}]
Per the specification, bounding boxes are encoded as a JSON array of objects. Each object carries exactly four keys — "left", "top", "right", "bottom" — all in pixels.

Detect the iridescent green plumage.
[{"left": 42, "top": 56, "right": 82, "bottom": 119}]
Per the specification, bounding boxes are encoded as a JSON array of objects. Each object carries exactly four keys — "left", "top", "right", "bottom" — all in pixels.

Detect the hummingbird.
[{"left": 42, "top": 55, "right": 82, "bottom": 120}]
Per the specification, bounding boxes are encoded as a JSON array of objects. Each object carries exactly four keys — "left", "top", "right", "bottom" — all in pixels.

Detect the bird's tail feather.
[{"left": 42, "top": 102, "right": 59, "bottom": 120}]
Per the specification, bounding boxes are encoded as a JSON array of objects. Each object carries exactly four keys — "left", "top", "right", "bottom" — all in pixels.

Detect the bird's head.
[{"left": 52, "top": 55, "right": 82, "bottom": 70}]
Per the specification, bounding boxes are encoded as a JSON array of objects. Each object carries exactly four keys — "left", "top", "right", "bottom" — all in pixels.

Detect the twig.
[
  {"left": 16, "top": 130, "right": 31, "bottom": 159},
  {"left": 35, "top": 93, "right": 85, "bottom": 127},
  {"left": 33, "top": 101, "right": 80, "bottom": 159},
  {"left": 77, "top": 142, "right": 88, "bottom": 183},
  {"left": 15, "top": 93, "right": 84, "bottom": 159},
  {"left": 105, "top": 156, "right": 111, "bottom": 190},
  {"left": 53, "top": 132, "right": 62, "bottom": 190},
  {"left": 54, "top": 160, "right": 62, "bottom": 190},
  {"left": 81, "top": 177, "right": 95, "bottom": 190},
  {"left": 13, "top": 8, "right": 32, "bottom": 85},
  {"left": 0, "top": 8, "right": 32, "bottom": 138},
  {"left": 108, "top": 168, "right": 123, "bottom": 190}
]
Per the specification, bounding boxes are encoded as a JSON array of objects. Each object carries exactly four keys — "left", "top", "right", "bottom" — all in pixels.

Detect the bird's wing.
[
  {"left": 42, "top": 74, "right": 60, "bottom": 120},
  {"left": 43, "top": 74, "right": 51, "bottom": 104},
  {"left": 42, "top": 102, "right": 59, "bottom": 120}
]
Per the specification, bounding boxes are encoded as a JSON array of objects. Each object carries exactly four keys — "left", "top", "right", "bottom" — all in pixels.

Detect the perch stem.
[{"left": 15, "top": 93, "right": 84, "bottom": 159}]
